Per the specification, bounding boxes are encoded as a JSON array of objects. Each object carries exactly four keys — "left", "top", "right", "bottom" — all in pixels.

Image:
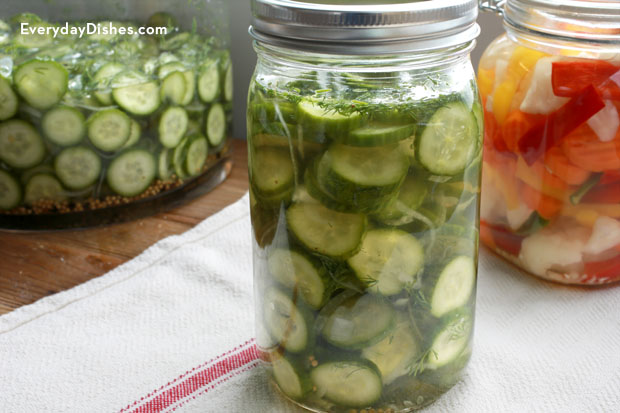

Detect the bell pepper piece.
[
  {"left": 552, "top": 60, "right": 620, "bottom": 100},
  {"left": 518, "top": 85, "right": 606, "bottom": 165},
  {"left": 503, "top": 110, "right": 547, "bottom": 152},
  {"left": 600, "top": 170, "right": 620, "bottom": 185},
  {"left": 562, "top": 123, "right": 620, "bottom": 172},
  {"left": 516, "top": 156, "right": 571, "bottom": 201},
  {"left": 584, "top": 255, "right": 620, "bottom": 282},
  {"left": 582, "top": 182, "right": 620, "bottom": 204},
  {"left": 519, "top": 181, "right": 563, "bottom": 220},
  {"left": 544, "top": 147, "right": 591, "bottom": 186},
  {"left": 478, "top": 68, "right": 495, "bottom": 99},
  {"left": 480, "top": 220, "right": 525, "bottom": 257}
]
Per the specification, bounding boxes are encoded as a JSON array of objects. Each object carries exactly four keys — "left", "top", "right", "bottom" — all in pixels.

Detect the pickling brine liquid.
[{"left": 249, "top": 54, "right": 482, "bottom": 412}]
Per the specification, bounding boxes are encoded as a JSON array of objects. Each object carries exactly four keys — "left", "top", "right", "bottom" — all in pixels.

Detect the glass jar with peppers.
[{"left": 478, "top": 0, "right": 620, "bottom": 285}]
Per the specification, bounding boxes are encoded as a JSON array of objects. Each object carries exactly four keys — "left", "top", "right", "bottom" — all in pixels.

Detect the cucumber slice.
[
  {"left": 160, "top": 71, "right": 187, "bottom": 106},
  {"left": 347, "top": 229, "right": 424, "bottom": 296},
  {"left": 205, "top": 103, "right": 226, "bottom": 147},
  {"left": 298, "top": 99, "right": 362, "bottom": 140},
  {"left": 286, "top": 202, "right": 366, "bottom": 259},
  {"left": 14, "top": 60, "right": 68, "bottom": 110},
  {"left": 223, "top": 63, "right": 233, "bottom": 102},
  {"left": 172, "top": 137, "right": 190, "bottom": 179},
  {"left": 24, "top": 173, "right": 66, "bottom": 205},
  {"left": 107, "top": 149, "right": 156, "bottom": 197},
  {"left": 197, "top": 61, "right": 220, "bottom": 103},
  {"left": 54, "top": 147, "right": 101, "bottom": 190},
  {"left": 343, "top": 123, "right": 415, "bottom": 147},
  {"left": 158, "top": 148, "right": 173, "bottom": 181},
  {"left": 113, "top": 81, "right": 160, "bottom": 116},
  {"left": 263, "top": 288, "right": 310, "bottom": 353},
  {"left": 417, "top": 102, "right": 478, "bottom": 176},
  {"left": 93, "top": 63, "right": 125, "bottom": 106},
  {"left": 122, "top": 120, "right": 142, "bottom": 149},
  {"left": 429, "top": 255, "right": 476, "bottom": 318},
  {"left": 271, "top": 353, "right": 312, "bottom": 400},
  {"left": 13, "top": 23, "right": 53, "bottom": 48},
  {"left": 373, "top": 174, "right": 429, "bottom": 226},
  {"left": 159, "top": 107, "right": 188, "bottom": 148},
  {"left": 427, "top": 311, "right": 473, "bottom": 369},
  {"left": 316, "top": 143, "right": 408, "bottom": 212},
  {"left": 87, "top": 109, "right": 131, "bottom": 152},
  {"left": 319, "top": 292, "right": 395, "bottom": 349},
  {"left": 41, "top": 106, "right": 86, "bottom": 146},
  {"left": 0, "top": 170, "right": 21, "bottom": 210},
  {"left": 0, "top": 76, "right": 18, "bottom": 121},
  {"left": 251, "top": 101, "right": 297, "bottom": 124},
  {"left": 251, "top": 147, "right": 294, "bottom": 197},
  {"left": 0, "top": 120, "right": 46, "bottom": 169},
  {"left": 185, "top": 134, "right": 208, "bottom": 176},
  {"left": 268, "top": 249, "right": 329, "bottom": 309},
  {"left": 311, "top": 360, "right": 382, "bottom": 407},
  {"left": 362, "top": 315, "right": 420, "bottom": 385}
]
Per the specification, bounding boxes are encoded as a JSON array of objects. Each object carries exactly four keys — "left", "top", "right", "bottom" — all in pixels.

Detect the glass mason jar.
[
  {"left": 248, "top": 1, "right": 482, "bottom": 411},
  {"left": 0, "top": 0, "right": 233, "bottom": 230},
  {"left": 478, "top": 0, "right": 620, "bottom": 285}
]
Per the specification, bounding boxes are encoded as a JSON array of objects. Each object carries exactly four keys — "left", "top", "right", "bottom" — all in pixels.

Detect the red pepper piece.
[
  {"left": 600, "top": 170, "right": 620, "bottom": 185},
  {"left": 518, "top": 85, "right": 606, "bottom": 165},
  {"left": 584, "top": 255, "right": 620, "bottom": 283},
  {"left": 582, "top": 182, "right": 620, "bottom": 204},
  {"left": 480, "top": 220, "right": 525, "bottom": 257},
  {"left": 552, "top": 60, "right": 620, "bottom": 99}
]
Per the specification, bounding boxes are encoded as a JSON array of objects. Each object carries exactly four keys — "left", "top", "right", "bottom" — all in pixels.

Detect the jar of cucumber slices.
[
  {"left": 248, "top": 1, "right": 482, "bottom": 411},
  {"left": 0, "top": 0, "right": 233, "bottom": 230},
  {"left": 478, "top": 0, "right": 620, "bottom": 285}
]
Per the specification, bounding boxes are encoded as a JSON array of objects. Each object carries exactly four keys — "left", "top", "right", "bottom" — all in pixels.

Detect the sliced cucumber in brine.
[
  {"left": 122, "top": 120, "right": 142, "bottom": 149},
  {"left": 0, "top": 119, "right": 46, "bottom": 169},
  {"left": 159, "top": 106, "right": 188, "bottom": 148},
  {"left": 343, "top": 123, "right": 415, "bottom": 147},
  {"left": 428, "top": 255, "right": 476, "bottom": 318},
  {"left": 24, "top": 173, "right": 66, "bottom": 205},
  {"left": 286, "top": 201, "right": 366, "bottom": 259},
  {"left": 158, "top": 148, "right": 174, "bottom": 181},
  {"left": 223, "top": 62, "right": 233, "bottom": 102},
  {"left": 93, "top": 62, "right": 125, "bottom": 106},
  {"left": 251, "top": 147, "right": 294, "bottom": 199},
  {"left": 298, "top": 99, "right": 362, "bottom": 140},
  {"left": 263, "top": 288, "right": 311, "bottom": 353},
  {"left": 426, "top": 310, "right": 473, "bottom": 370},
  {"left": 373, "top": 173, "right": 429, "bottom": 226},
  {"left": 268, "top": 249, "right": 330, "bottom": 310},
  {"left": 172, "top": 137, "right": 190, "bottom": 180},
  {"left": 113, "top": 80, "right": 160, "bottom": 116},
  {"left": 319, "top": 291, "right": 395, "bottom": 349},
  {"left": 417, "top": 102, "right": 478, "bottom": 176},
  {"left": 42, "top": 106, "right": 86, "bottom": 146},
  {"left": 205, "top": 103, "right": 226, "bottom": 147},
  {"left": 107, "top": 149, "right": 156, "bottom": 197},
  {"left": 159, "top": 63, "right": 195, "bottom": 105},
  {"left": 0, "top": 170, "right": 21, "bottom": 210},
  {"left": 0, "top": 76, "right": 18, "bottom": 121},
  {"left": 184, "top": 134, "right": 208, "bottom": 177},
  {"left": 197, "top": 61, "right": 220, "bottom": 103},
  {"left": 54, "top": 146, "right": 101, "bottom": 190},
  {"left": 271, "top": 353, "right": 312, "bottom": 401},
  {"left": 87, "top": 109, "right": 131, "bottom": 152},
  {"left": 347, "top": 229, "right": 425, "bottom": 296},
  {"left": 14, "top": 60, "right": 68, "bottom": 111},
  {"left": 160, "top": 71, "right": 187, "bottom": 106},
  {"left": 311, "top": 360, "right": 382, "bottom": 408},
  {"left": 362, "top": 314, "right": 420, "bottom": 385}
]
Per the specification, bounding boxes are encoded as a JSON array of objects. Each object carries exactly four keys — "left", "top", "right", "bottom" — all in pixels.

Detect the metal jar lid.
[
  {"left": 483, "top": 0, "right": 620, "bottom": 43},
  {"left": 249, "top": 0, "right": 480, "bottom": 55}
]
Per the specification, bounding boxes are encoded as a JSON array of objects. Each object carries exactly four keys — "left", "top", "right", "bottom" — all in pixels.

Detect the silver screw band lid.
[{"left": 249, "top": 0, "right": 480, "bottom": 54}]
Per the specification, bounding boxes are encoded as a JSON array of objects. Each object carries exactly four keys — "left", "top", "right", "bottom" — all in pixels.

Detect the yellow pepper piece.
[
  {"left": 477, "top": 68, "right": 495, "bottom": 98},
  {"left": 515, "top": 157, "right": 568, "bottom": 201},
  {"left": 492, "top": 46, "right": 548, "bottom": 125},
  {"left": 562, "top": 204, "right": 620, "bottom": 223}
]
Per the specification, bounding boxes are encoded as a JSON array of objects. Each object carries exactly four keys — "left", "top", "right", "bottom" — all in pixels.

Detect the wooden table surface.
[{"left": 0, "top": 139, "right": 248, "bottom": 315}]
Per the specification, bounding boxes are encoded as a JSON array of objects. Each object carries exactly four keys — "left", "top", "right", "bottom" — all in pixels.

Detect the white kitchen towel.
[{"left": 1, "top": 192, "right": 619, "bottom": 413}]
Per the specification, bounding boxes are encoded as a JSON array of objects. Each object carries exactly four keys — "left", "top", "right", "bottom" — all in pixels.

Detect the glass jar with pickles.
[
  {"left": 478, "top": 0, "right": 620, "bottom": 285},
  {"left": 0, "top": 0, "right": 233, "bottom": 230},
  {"left": 248, "top": 1, "right": 482, "bottom": 411}
]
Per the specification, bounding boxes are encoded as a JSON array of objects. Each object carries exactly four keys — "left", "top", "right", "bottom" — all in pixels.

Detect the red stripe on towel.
[{"left": 122, "top": 340, "right": 260, "bottom": 413}]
